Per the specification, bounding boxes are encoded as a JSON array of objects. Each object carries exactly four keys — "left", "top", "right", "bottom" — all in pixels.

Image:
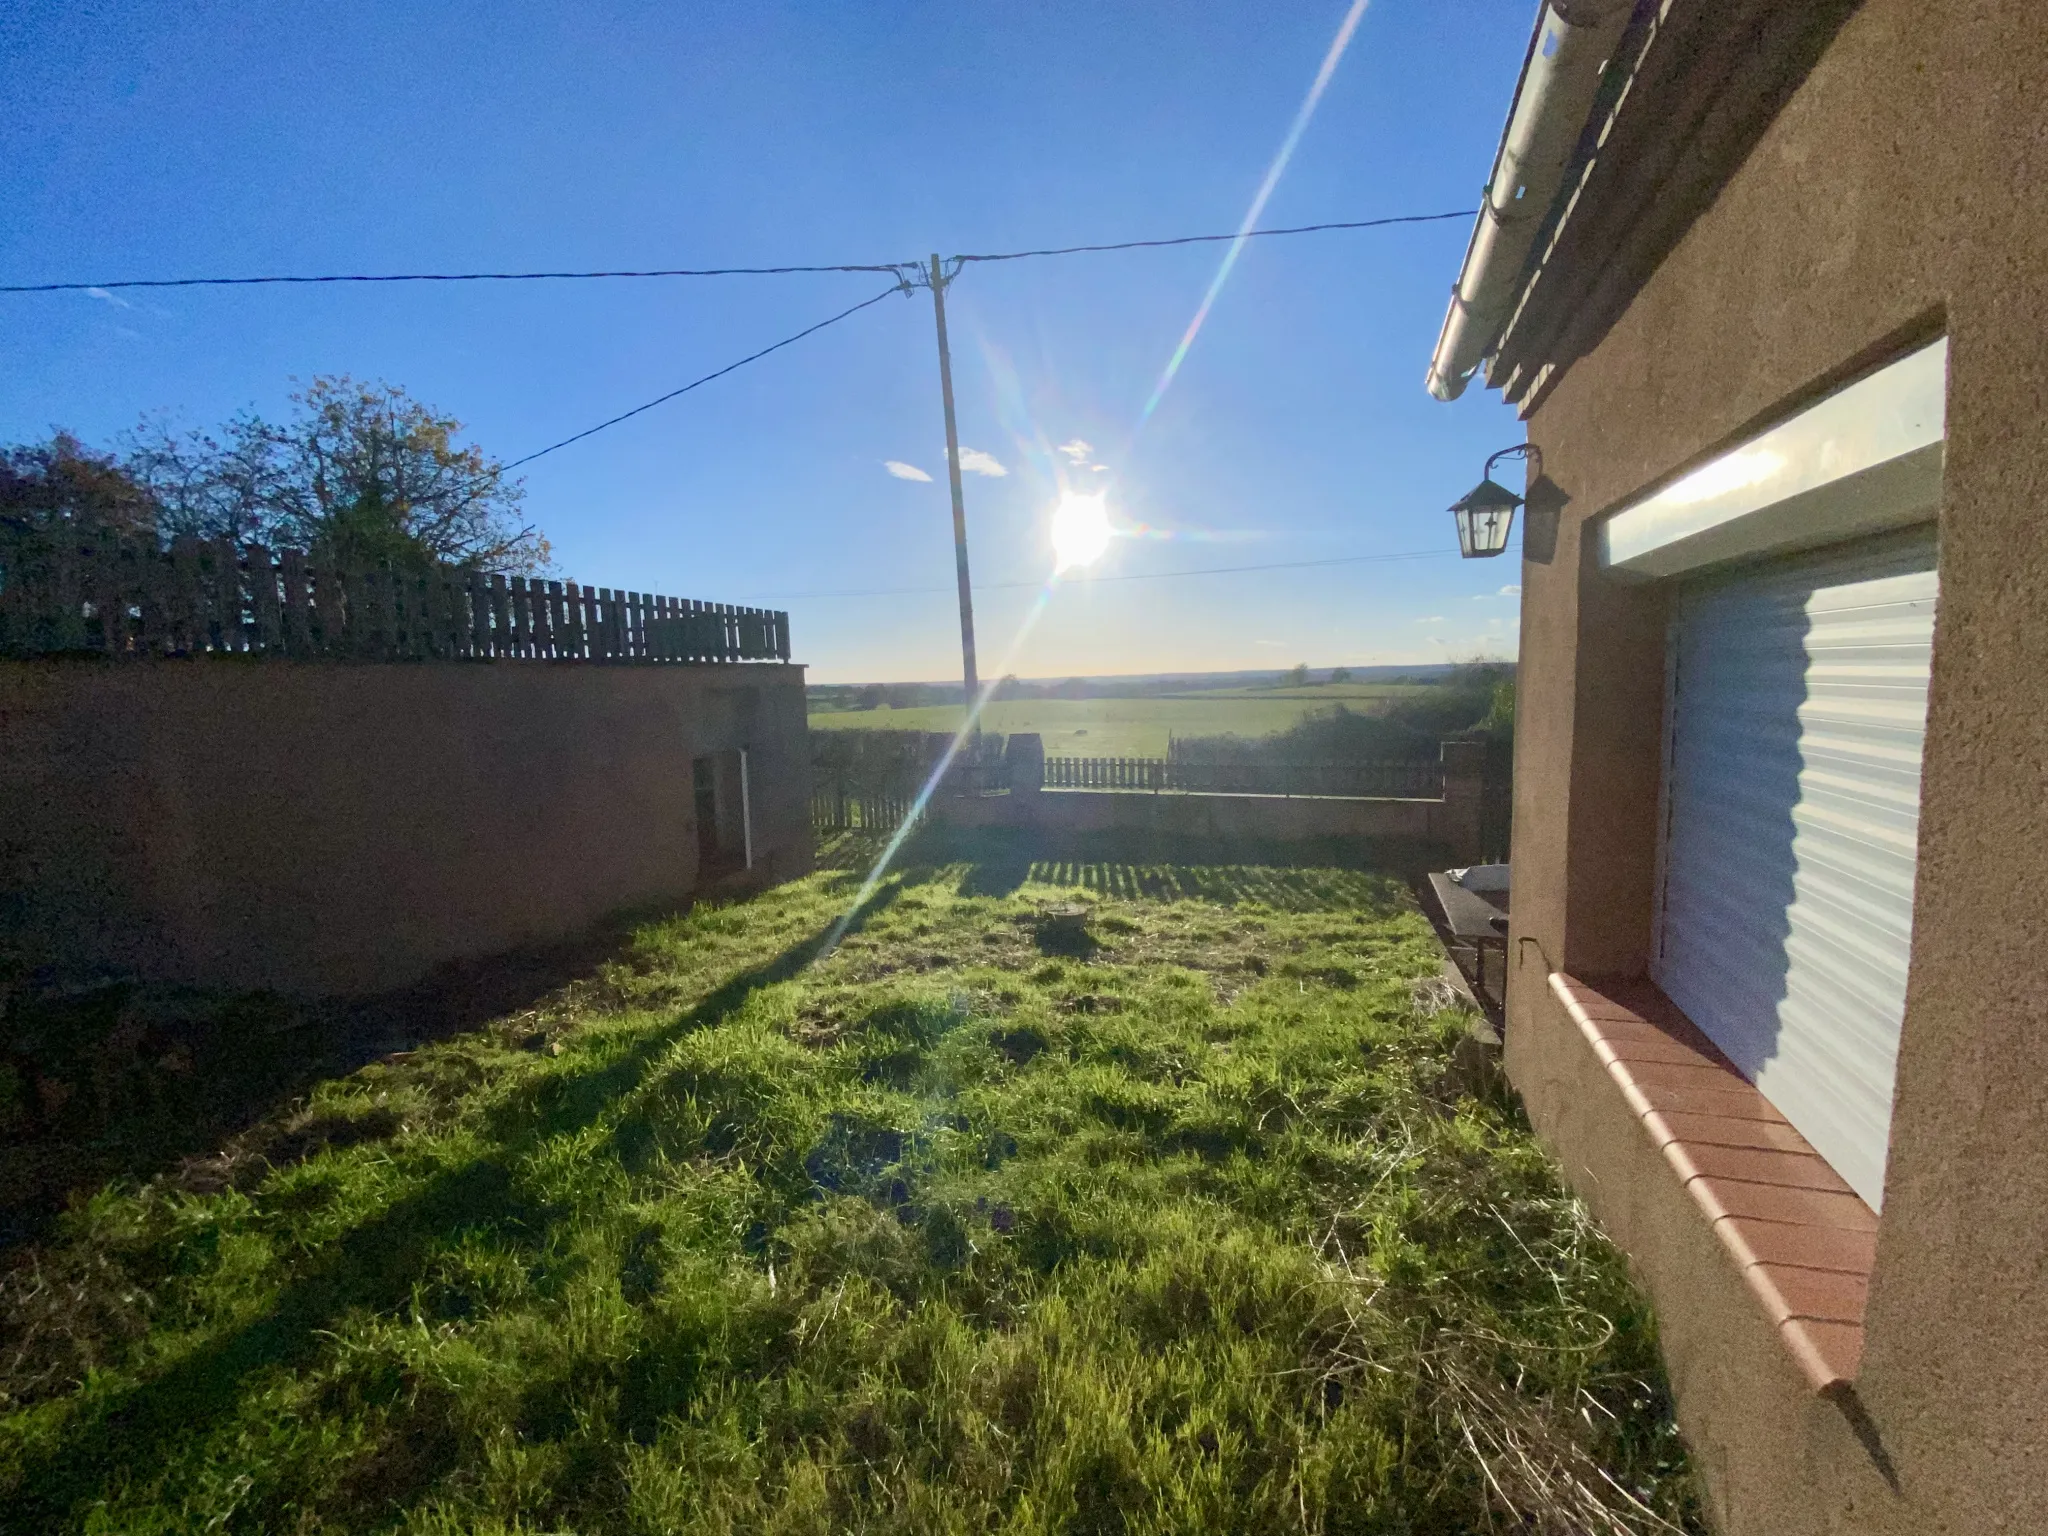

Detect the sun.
[{"left": 1050, "top": 492, "right": 1112, "bottom": 572}]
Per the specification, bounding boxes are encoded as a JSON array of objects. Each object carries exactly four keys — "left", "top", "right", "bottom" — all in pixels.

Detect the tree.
[
  {"left": 125, "top": 415, "right": 281, "bottom": 547},
  {"left": 0, "top": 433, "right": 157, "bottom": 554},
  {"left": 1281, "top": 663, "right": 1310, "bottom": 688},
  {"left": 1329, "top": 666, "right": 1353, "bottom": 684},
  {"left": 266, "top": 377, "right": 547, "bottom": 571},
  {"left": 123, "top": 377, "right": 549, "bottom": 573}
]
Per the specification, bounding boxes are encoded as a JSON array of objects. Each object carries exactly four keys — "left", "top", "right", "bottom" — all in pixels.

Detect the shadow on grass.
[
  {"left": 5, "top": 886, "right": 905, "bottom": 1525},
  {"left": 7, "top": 1157, "right": 544, "bottom": 1528},
  {"left": 0, "top": 903, "right": 717, "bottom": 1252},
  {"left": 890, "top": 825, "right": 1424, "bottom": 914},
  {"left": 483, "top": 883, "right": 901, "bottom": 1149}
]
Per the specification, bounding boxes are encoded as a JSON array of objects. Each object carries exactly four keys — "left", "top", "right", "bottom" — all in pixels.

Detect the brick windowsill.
[{"left": 1547, "top": 974, "right": 1874, "bottom": 1395}]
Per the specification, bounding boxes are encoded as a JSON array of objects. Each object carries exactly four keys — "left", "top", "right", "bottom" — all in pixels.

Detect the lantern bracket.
[{"left": 1483, "top": 444, "right": 1542, "bottom": 486}]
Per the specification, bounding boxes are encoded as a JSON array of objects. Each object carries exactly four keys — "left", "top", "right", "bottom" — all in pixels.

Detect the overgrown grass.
[{"left": 0, "top": 832, "right": 1700, "bottom": 1533}]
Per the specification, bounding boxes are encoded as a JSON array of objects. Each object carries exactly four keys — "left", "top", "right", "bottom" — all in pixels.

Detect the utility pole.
[{"left": 927, "top": 253, "right": 979, "bottom": 710}]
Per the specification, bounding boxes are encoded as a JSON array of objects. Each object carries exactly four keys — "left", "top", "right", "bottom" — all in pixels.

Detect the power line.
[
  {"left": 485, "top": 212, "right": 1476, "bottom": 465},
  {"left": 502, "top": 283, "right": 908, "bottom": 468},
  {"left": 6, "top": 210, "right": 1480, "bottom": 468},
  {"left": 0, "top": 210, "right": 1475, "bottom": 295},
  {"left": 955, "top": 211, "right": 1475, "bottom": 266},
  {"left": 754, "top": 547, "right": 1453, "bottom": 600},
  {"left": 1, "top": 261, "right": 914, "bottom": 295}
]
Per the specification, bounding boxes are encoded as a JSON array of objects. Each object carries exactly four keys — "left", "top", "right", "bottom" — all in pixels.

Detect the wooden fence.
[
  {"left": 1042, "top": 756, "right": 1443, "bottom": 798},
  {"left": 810, "top": 730, "right": 1008, "bottom": 831},
  {"left": 0, "top": 535, "right": 790, "bottom": 663}
]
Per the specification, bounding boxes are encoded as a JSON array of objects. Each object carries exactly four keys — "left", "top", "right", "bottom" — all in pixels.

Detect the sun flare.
[{"left": 1050, "top": 492, "right": 1112, "bottom": 572}]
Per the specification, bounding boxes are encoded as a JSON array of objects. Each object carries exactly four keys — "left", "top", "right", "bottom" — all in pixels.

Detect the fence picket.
[
  {"left": 390, "top": 566, "right": 415, "bottom": 658},
  {"left": 170, "top": 537, "right": 209, "bottom": 653},
  {"left": 278, "top": 550, "right": 306, "bottom": 654},
  {"left": 512, "top": 576, "right": 534, "bottom": 657},
  {"left": 540, "top": 578, "right": 561, "bottom": 658},
  {"left": 647, "top": 594, "right": 670, "bottom": 660},
  {"left": 247, "top": 545, "right": 280, "bottom": 651},
  {"left": 431, "top": 566, "right": 458, "bottom": 658},
  {"left": 349, "top": 563, "right": 377, "bottom": 655},
  {"left": 45, "top": 537, "right": 80, "bottom": 652},
  {"left": 373, "top": 564, "right": 400, "bottom": 657},
  {"left": 86, "top": 544, "right": 117, "bottom": 653},
  {"left": 116, "top": 543, "right": 147, "bottom": 654},
  {"left": 332, "top": 561, "right": 357, "bottom": 655},
  {"left": 461, "top": 567, "right": 481, "bottom": 657},
  {"left": 544, "top": 577, "right": 564, "bottom": 658},
  {"left": 201, "top": 539, "right": 233, "bottom": 652},
  {"left": 411, "top": 567, "right": 435, "bottom": 659},
  {"left": 408, "top": 566, "right": 430, "bottom": 658},
  {"left": 481, "top": 574, "right": 504, "bottom": 658}
]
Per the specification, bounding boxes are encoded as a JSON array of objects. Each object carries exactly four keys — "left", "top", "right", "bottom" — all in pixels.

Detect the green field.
[{"left": 810, "top": 684, "right": 1421, "bottom": 757}]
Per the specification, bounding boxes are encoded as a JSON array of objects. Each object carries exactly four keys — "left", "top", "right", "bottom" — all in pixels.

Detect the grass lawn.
[
  {"left": 809, "top": 685, "right": 1423, "bottom": 758},
  {"left": 0, "top": 833, "right": 1699, "bottom": 1534}
]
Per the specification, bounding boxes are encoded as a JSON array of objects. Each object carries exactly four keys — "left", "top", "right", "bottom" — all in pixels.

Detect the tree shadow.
[
  {"left": 482, "top": 883, "right": 901, "bottom": 1149},
  {"left": 0, "top": 900, "right": 710, "bottom": 1252},
  {"left": 7, "top": 1155, "right": 541, "bottom": 1527},
  {"left": 4, "top": 886, "right": 905, "bottom": 1523}
]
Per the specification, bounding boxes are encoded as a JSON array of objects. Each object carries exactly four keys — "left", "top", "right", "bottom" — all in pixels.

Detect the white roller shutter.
[{"left": 1653, "top": 527, "right": 1937, "bottom": 1209}]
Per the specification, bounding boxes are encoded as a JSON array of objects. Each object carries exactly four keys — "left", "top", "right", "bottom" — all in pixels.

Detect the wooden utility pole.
[{"left": 928, "top": 253, "right": 979, "bottom": 708}]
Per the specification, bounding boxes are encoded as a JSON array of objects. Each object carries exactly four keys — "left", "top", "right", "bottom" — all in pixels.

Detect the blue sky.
[{"left": 0, "top": 0, "right": 1530, "bottom": 684}]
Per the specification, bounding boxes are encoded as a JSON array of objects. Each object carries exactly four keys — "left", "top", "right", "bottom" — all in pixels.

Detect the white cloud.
[
  {"left": 884, "top": 460, "right": 933, "bottom": 482},
  {"left": 1056, "top": 439, "right": 1093, "bottom": 463},
  {"left": 1090, "top": 462, "right": 1109, "bottom": 472},
  {"left": 85, "top": 287, "right": 132, "bottom": 309},
  {"left": 1498, "top": 583, "right": 1521, "bottom": 597},
  {"left": 1254, "top": 638, "right": 1285, "bottom": 648},
  {"left": 1415, "top": 616, "right": 1445, "bottom": 624},
  {"left": 957, "top": 446, "right": 1007, "bottom": 477}
]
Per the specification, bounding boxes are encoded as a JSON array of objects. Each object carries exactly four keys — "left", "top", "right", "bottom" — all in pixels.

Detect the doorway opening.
[{"left": 693, "top": 749, "right": 753, "bottom": 877}]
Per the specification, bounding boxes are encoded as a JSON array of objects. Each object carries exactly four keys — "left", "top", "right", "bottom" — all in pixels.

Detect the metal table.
[{"left": 1426, "top": 871, "right": 1510, "bottom": 1013}]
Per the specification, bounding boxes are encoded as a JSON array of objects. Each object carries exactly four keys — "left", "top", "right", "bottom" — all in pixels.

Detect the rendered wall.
[
  {"left": 1503, "top": 0, "right": 2048, "bottom": 1530},
  {"left": 0, "top": 660, "right": 811, "bottom": 996}
]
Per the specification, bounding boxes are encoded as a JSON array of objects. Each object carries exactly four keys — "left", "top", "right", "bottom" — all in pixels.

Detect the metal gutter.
[{"left": 1424, "top": 0, "right": 1634, "bottom": 401}]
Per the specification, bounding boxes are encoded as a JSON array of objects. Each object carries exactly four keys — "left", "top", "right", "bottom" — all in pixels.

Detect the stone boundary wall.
[{"left": 931, "top": 737, "right": 1486, "bottom": 859}]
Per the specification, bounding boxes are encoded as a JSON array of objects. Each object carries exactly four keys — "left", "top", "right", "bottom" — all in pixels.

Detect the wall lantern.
[{"left": 1449, "top": 445, "right": 1542, "bottom": 559}]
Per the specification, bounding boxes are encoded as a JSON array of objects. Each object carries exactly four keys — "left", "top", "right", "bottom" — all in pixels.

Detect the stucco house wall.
[{"left": 1499, "top": 1, "right": 2047, "bottom": 1530}]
